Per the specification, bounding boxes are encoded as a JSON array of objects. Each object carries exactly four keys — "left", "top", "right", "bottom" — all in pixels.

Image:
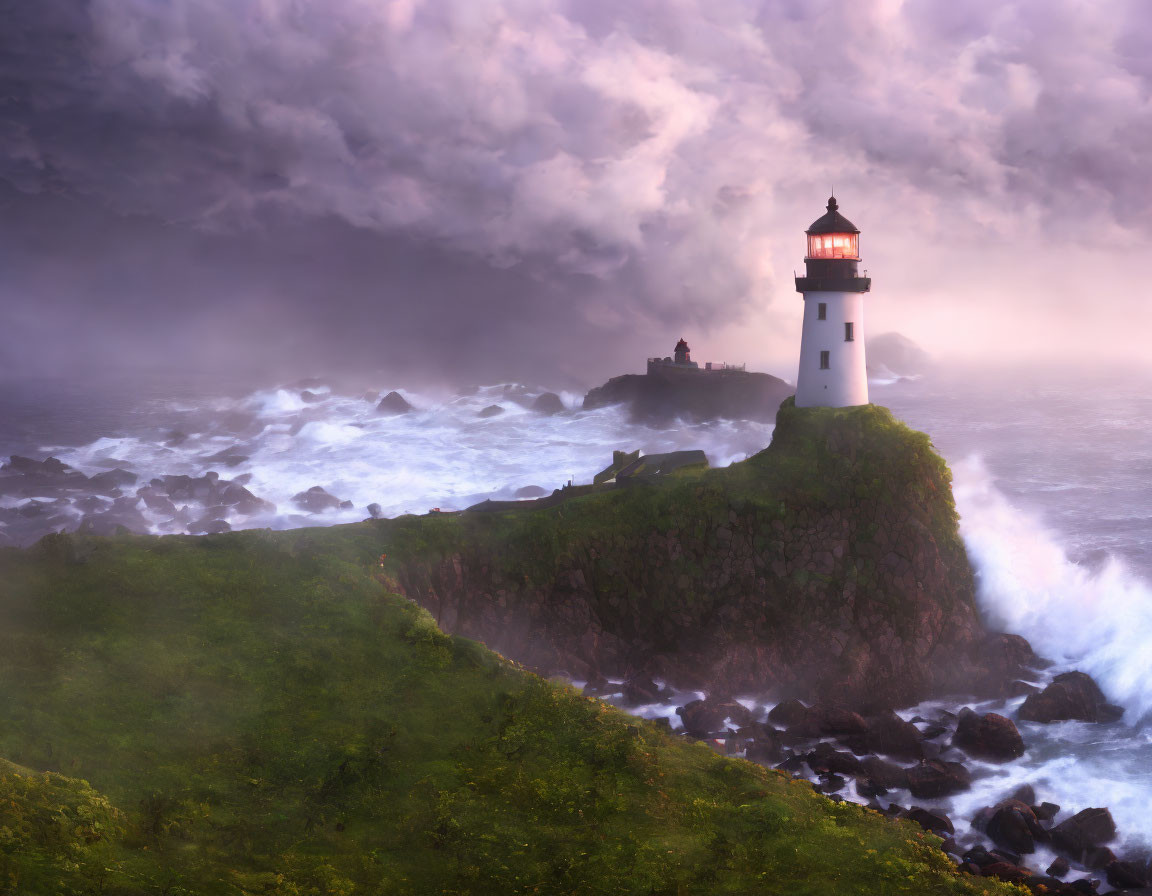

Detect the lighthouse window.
[
  {"left": 819, "top": 351, "right": 830, "bottom": 369},
  {"left": 817, "top": 302, "right": 827, "bottom": 320},
  {"left": 845, "top": 322, "right": 854, "bottom": 342}
]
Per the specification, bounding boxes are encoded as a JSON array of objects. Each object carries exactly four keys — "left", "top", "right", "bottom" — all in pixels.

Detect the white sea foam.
[{"left": 954, "top": 456, "right": 1152, "bottom": 723}]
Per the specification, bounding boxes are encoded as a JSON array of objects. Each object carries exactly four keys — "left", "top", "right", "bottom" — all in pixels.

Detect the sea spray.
[{"left": 955, "top": 456, "right": 1152, "bottom": 723}]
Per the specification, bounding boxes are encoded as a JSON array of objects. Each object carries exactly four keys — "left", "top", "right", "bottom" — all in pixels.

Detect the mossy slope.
[
  {"left": 0, "top": 530, "right": 1019, "bottom": 895},
  {"left": 377, "top": 399, "right": 992, "bottom": 708}
]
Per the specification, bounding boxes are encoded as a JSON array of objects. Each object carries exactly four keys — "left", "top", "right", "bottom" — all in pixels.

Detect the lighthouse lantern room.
[{"left": 794, "top": 196, "right": 871, "bottom": 407}]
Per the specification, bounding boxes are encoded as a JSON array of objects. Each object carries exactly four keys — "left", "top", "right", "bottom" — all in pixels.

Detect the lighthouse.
[{"left": 794, "top": 196, "right": 871, "bottom": 407}]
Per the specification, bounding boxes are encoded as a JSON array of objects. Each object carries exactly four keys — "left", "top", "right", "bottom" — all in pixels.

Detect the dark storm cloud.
[{"left": 2, "top": 0, "right": 1151, "bottom": 382}]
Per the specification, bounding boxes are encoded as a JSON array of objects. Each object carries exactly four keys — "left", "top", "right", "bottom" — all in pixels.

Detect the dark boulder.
[
  {"left": 376, "top": 391, "right": 413, "bottom": 416},
  {"left": 1084, "top": 847, "right": 1117, "bottom": 870},
  {"left": 767, "top": 698, "right": 808, "bottom": 727},
  {"left": 291, "top": 486, "right": 345, "bottom": 513},
  {"left": 1107, "top": 861, "right": 1148, "bottom": 890},
  {"left": 188, "top": 517, "right": 231, "bottom": 535},
  {"left": 1034, "top": 802, "right": 1060, "bottom": 822},
  {"left": 815, "top": 774, "right": 846, "bottom": 794},
  {"left": 532, "top": 392, "right": 565, "bottom": 415},
  {"left": 860, "top": 756, "right": 907, "bottom": 790},
  {"left": 906, "top": 759, "right": 971, "bottom": 798},
  {"left": 1019, "top": 671, "right": 1123, "bottom": 724},
  {"left": 986, "top": 800, "right": 1047, "bottom": 854},
  {"left": 1051, "top": 808, "right": 1117, "bottom": 860},
  {"left": 805, "top": 743, "right": 863, "bottom": 776},
  {"left": 89, "top": 468, "right": 138, "bottom": 494},
  {"left": 622, "top": 676, "right": 663, "bottom": 704},
  {"left": 864, "top": 709, "right": 923, "bottom": 760},
  {"left": 788, "top": 703, "right": 867, "bottom": 738},
  {"left": 904, "top": 806, "right": 954, "bottom": 835},
  {"left": 478, "top": 405, "right": 505, "bottom": 419},
  {"left": 954, "top": 708, "right": 1026, "bottom": 760},
  {"left": 676, "top": 700, "right": 725, "bottom": 738},
  {"left": 981, "top": 862, "right": 1030, "bottom": 884},
  {"left": 1047, "top": 856, "right": 1071, "bottom": 878},
  {"left": 367, "top": 503, "right": 383, "bottom": 519}
]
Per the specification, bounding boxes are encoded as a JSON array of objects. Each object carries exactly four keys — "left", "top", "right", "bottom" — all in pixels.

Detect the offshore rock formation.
[
  {"left": 381, "top": 398, "right": 1031, "bottom": 711},
  {"left": 582, "top": 368, "right": 793, "bottom": 424}
]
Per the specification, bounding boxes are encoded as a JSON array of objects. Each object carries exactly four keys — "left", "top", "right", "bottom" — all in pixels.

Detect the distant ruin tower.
[
  {"left": 673, "top": 338, "right": 691, "bottom": 365},
  {"left": 794, "top": 196, "right": 871, "bottom": 407}
]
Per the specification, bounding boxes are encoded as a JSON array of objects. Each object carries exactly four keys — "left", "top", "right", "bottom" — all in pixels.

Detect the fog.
[{"left": 3, "top": 0, "right": 1151, "bottom": 388}]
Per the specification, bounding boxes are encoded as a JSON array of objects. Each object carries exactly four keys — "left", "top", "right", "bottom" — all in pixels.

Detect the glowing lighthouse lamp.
[{"left": 793, "top": 196, "right": 871, "bottom": 407}]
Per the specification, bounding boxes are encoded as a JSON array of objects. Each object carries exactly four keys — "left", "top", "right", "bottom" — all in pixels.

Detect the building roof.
[
  {"left": 806, "top": 196, "right": 860, "bottom": 234},
  {"left": 674, "top": 338, "right": 690, "bottom": 351}
]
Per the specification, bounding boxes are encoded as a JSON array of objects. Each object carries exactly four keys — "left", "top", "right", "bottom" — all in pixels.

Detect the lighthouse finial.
[{"left": 827, "top": 192, "right": 838, "bottom": 212}]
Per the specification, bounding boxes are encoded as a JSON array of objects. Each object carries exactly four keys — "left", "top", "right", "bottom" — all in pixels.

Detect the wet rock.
[
  {"left": 218, "top": 482, "right": 274, "bottom": 514},
  {"left": 188, "top": 517, "right": 231, "bottom": 535},
  {"left": 954, "top": 707, "right": 1026, "bottom": 760},
  {"left": 962, "top": 845, "right": 997, "bottom": 869},
  {"left": 376, "top": 391, "right": 413, "bottom": 415},
  {"left": 138, "top": 488, "right": 178, "bottom": 515},
  {"left": 904, "top": 806, "right": 954, "bottom": 835},
  {"left": 767, "top": 698, "right": 809, "bottom": 727},
  {"left": 856, "top": 776, "right": 888, "bottom": 798},
  {"left": 1047, "top": 856, "right": 1071, "bottom": 878},
  {"left": 814, "top": 773, "right": 846, "bottom": 794},
  {"left": 906, "top": 759, "right": 971, "bottom": 798},
  {"left": 775, "top": 755, "right": 806, "bottom": 775},
  {"left": 1051, "top": 808, "right": 1117, "bottom": 860},
  {"left": 478, "top": 405, "right": 504, "bottom": 419},
  {"left": 864, "top": 709, "right": 923, "bottom": 760},
  {"left": 165, "top": 431, "right": 189, "bottom": 447},
  {"left": 1034, "top": 802, "right": 1061, "bottom": 822},
  {"left": 986, "top": 800, "right": 1047, "bottom": 854},
  {"left": 89, "top": 468, "right": 138, "bottom": 494},
  {"left": 1008, "top": 680, "right": 1041, "bottom": 698},
  {"left": 532, "top": 392, "right": 565, "bottom": 415},
  {"left": 805, "top": 743, "right": 863, "bottom": 776},
  {"left": 1084, "top": 847, "right": 1117, "bottom": 870},
  {"left": 300, "top": 390, "right": 322, "bottom": 403},
  {"left": 622, "top": 675, "right": 663, "bottom": 704},
  {"left": 1019, "top": 671, "right": 1123, "bottom": 724},
  {"left": 676, "top": 700, "right": 725, "bottom": 738},
  {"left": 1107, "top": 860, "right": 1148, "bottom": 890},
  {"left": 1068, "top": 879, "right": 1099, "bottom": 895},
  {"left": 1011, "top": 784, "right": 1037, "bottom": 805},
  {"left": 788, "top": 703, "right": 867, "bottom": 738},
  {"left": 514, "top": 485, "right": 548, "bottom": 498},
  {"left": 744, "top": 733, "right": 783, "bottom": 765},
  {"left": 981, "top": 861, "right": 1030, "bottom": 884},
  {"left": 860, "top": 755, "right": 907, "bottom": 790},
  {"left": 203, "top": 448, "right": 250, "bottom": 468},
  {"left": 291, "top": 486, "right": 343, "bottom": 513},
  {"left": 367, "top": 503, "right": 383, "bottom": 519}
]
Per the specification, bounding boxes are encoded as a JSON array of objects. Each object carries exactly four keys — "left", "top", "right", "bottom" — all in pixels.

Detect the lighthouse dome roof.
[{"left": 806, "top": 196, "right": 860, "bottom": 234}]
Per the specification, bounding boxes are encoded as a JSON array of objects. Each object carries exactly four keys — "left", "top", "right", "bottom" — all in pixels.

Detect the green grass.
[{"left": 0, "top": 530, "right": 1018, "bottom": 895}]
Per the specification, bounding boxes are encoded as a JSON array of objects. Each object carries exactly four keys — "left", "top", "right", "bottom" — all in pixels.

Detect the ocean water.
[{"left": 2, "top": 364, "right": 1152, "bottom": 858}]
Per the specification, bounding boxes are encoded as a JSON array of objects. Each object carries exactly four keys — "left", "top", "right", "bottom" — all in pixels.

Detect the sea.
[{"left": 2, "top": 363, "right": 1151, "bottom": 868}]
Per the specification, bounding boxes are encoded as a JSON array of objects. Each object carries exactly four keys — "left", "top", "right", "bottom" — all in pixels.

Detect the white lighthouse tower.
[{"left": 794, "top": 196, "right": 871, "bottom": 407}]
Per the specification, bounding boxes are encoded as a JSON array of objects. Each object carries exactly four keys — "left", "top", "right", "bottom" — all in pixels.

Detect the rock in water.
[
  {"left": 953, "top": 708, "right": 1026, "bottom": 760},
  {"left": 376, "top": 391, "right": 413, "bottom": 415},
  {"left": 292, "top": 486, "right": 345, "bottom": 513},
  {"left": 531, "top": 392, "right": 565, "bottom": 415},
  {"left": 906, "top": 760, "right": 971, "bottom": 798},
  {"left": 1018, "top": 671, "right": 1123, "bottom": 723},
  {"left": 477, "top": 405, "right": 504, "bottom": 419},
  {"left": 582, "top": 370, "right": 793, "bottom": 425},
  {"left": 1051, "top": 808, "right": 1117, "bottom": 859}
]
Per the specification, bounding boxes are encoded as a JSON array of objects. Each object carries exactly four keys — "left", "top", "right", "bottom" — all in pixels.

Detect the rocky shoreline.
[{"left": 594, "top": 665, "right": 1148, "bottom": 895}]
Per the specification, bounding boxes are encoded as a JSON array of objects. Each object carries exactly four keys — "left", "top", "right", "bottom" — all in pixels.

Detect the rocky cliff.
[{"left": 380, "top": 398, "right": 1027, "bottom": 710}]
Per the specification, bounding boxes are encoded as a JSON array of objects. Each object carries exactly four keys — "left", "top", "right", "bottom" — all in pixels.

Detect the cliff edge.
[{"left": 383, "top": 398, "right": 1026, "bottom": 710}]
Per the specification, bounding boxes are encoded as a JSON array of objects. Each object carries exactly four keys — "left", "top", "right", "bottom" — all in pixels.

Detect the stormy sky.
[{"left": 3, "top": 0, "right": 1152, "bottom": 388}]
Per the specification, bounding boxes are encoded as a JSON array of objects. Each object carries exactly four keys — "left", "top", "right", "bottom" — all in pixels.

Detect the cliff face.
[
  {"left": 582, "top": 368, "right": 793, "bottom": 423},
  {"left": 384, "top": 399, "right": 1022, "bottom": 710}
]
